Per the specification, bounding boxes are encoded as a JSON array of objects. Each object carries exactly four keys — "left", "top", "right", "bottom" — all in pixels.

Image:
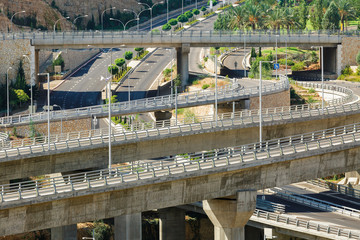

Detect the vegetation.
[
  {"left": 108, "top": 64, "right": 119, "bottom": 75},
  {"left": 92, "top": 220, "right": 112, "bottom": 240},
  {"left": 168, "top": 18, "right": 178, "bottom": 26},
  {"left": 192, "top": 9, "right": 200, "bottom": 15},
  {"left": 52, "top": 54, "right": 65, "bottom": 70},
  {"left": 177, "top": 14, "right": 188, "bottom": 23},
  {"left": 162, "top": 23, "right": 172, "bottom": 31},
  {"left": 133, "top": 50, "right": 149, "bottom": 60}
]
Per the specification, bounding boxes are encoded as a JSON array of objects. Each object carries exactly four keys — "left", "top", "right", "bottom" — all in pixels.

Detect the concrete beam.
[
  {"left": 2, "top": 110, "right": 360, "bottom": 182},
  {"left": 1, "top": 141, "right": 360, "bottom": 236}
]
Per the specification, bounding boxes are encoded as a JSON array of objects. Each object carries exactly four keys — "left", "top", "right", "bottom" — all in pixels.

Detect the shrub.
[
  {"left": 278, "top": 59, "right": 295, "bottom": 66},
  {"left": 168, "top": 18, "right": 178, "bottom": 26},
  {"left": 341, "top": 65, "right": 353, "bottom": 76},
  {"left": 357, "top": 66, "right": 360, "bottom": 76},
  {"left": 207, "top": 0, "right": 218, "bottom": 6},
  {"left": 108, "top": 64, "right": 118, "bottom": 75},
  {"left": 162, "top": 23, "right": 172, "bottom": 31},
  {"left": 291, "top": 62, "right": 305, "bottom": 71},
  {"left": 134, "top": 47, "right": 144, "bottom": 57},
  {"left": 177, "top": 14, "right": 188, "bottom": 23},
  {"left": 93, "top": 220, "right": 112, "bottom": 240},
  {"left": 124, "top": 51, "right": 133, "bottom": 61},
  {"left": 185, "top": 11, "right": 193, "bottom": 19},
  {"left": 163, "top": 68, "right": 172, "bottom": 77},
  {"left": 308, "top": 88, "right": 316, "bottom": 93},
  {"left": 192, "top": 9, "right": 200, "bottom": 15},
  {"left": 201, "top": 6, "right": 207, "bottom": 12},
  {"left": 114, "top": 58, "right": 125, "bottom": 68},
  {"left": 357, "top": 51, "right": 360, "bottom": 65},
  {"left": 202, "top": 84, "right": 210, "bottom": 89},
  {"left": 53, "top": 54, "right": 64, "bottom": 70},
  {"left": 250, "top": 47, "right": 257, "bottom": 58}
]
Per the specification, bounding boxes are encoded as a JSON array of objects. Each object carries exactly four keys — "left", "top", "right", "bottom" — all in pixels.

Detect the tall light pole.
[
  {"left": 53, "top": 104, "right": 63, "bottom": 136},
  {"left": 101, "top": 76, "right": 112, "bottom": 170},
  {"left": 285, "top": 39, "right": 288, "bottom": 77},
  {"left": 53, "top": 16, "right": 70, "bottom": 34},
  {"left": 182, "top": 0, "right": 184, "bottom": 14},
  {"left": 38, "top": 73, "right": 50, "bottom": 150},
  {"left": 110, "top": 18, "right": 125, "bottom": 31},
  {"left": 10, "top": 10, "right": 26, "bottom": 32},
  {"left": 214, "top": 48, "right": 219, "bottom": 126},
  {"left": 138, "top": 1, "right": 164, "bottom": 31},
  {"left": 101, "top": 7, "right": 116, "bottom": 31},
  {"left": 124, "top": 18, "right": 139, "bottom": 30},
  {"left": 312, "top": 46, "right": 324, "bottom": 112},
  {"left": 73, "top": 14, "right": 88, "bottom": 30},
  {"left": 275, "top": 35, "right": 279, "bottom": 80},
  {"left": 166, "top": 0, "right": 169, "bottom": 23},
  {"left": 259, "top": 61, "right": 273, "bottom": 144},
  {"left": 124, "top": 8, "right": 149, "bottom": 31},
  {"left": 6, "top": 67, "right": 13, "bottom": 118},
  {"left": 244, "top": 34, "right": 246, "bottom": 77},
  {"left": 22, "top": 55, "right": 34, "bottom": 115}
]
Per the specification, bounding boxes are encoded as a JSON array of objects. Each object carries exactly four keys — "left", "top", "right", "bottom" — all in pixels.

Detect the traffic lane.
[
  {"left": 189, "top": 47, "right": 207, "bottom": 75},
  {"left": 263, "top": 194, "right": 360, "bottom": 230},
  {"left": 328, "top": 80, "right": 360, "bottom": 96},
  {"left": 115, "top": 48, "right": 173, "bottom": 102}
]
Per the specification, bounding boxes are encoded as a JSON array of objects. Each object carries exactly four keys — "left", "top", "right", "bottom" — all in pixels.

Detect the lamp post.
[
  {"left": 166, "top": 0, "right": 169, "bottom": 23},
  {"left": 138, "top": 1, "right": 164, "bottom": 31},
  {"left": 22, "top": 55, "right": 34, "bottom": 115},
  {"left": 53, "top": 16, "right": 70, "bottom": 34},
  {"left": 259, "top": 61, "right": 273, "bottom": 144},
  {"left": 73, "top": 14, "right": 88, "bottom": 30},
  {"left": 53, "top": 104, "right": 63, "bottom": 136},
  {"left": 124, "top": 18, "right": 139, "bottom": 30},
  {"left": 244, "top": 34, "right": 246, "bottom": 77},
  {"left": 275, "top": 35, "right": 279, "bottom": 80},
  {"left": 101, "top": 76, "right": 113, "bottom": 170},
  {"left": 6, "top": 67, "right": 13, "bottom": 117},
  {"left": 101, "top": 7, "right": 116, "bottom": 31},
  {"left": 214, "top": 48, "right": 220, "bottom": 126},
  {"left": 10, "top": 10, "right": 26, "bottom": 32},
  {"left": 312, "top": 46, "right": 324, "bottom": 112},
  {"left": 124, "top": 8, "right": 149, "bottom": 31},
  {"left": 182, "top": 0, "right": 184, "bottom": 14},
  {"left": 110, "top": 18, "right": 125, "bottom": 31},
  {"left": 37, "top": 73, "right": 50, "bottom": 150}
]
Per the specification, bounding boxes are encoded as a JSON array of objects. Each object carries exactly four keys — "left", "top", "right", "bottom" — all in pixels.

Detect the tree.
[
  {"left": 336, "top": 0, "right": 355, "bottom": 32},
  {"left": 93, "top": 220, "right": 112, "bottom": 240},
  {"left": 356, "top": 51, "right": 360, "bottom": 65},
  {"left": 214, "top": 13, "right": 232, "bottom": 30},
  {"left": 185, "top": 11, "right": 193, "bottom": 19},
  {"left": 322, "top": 1, "right": 340, "bottom": 30},
  {"left": 298, "top": 0, "right": 308, "bottom": 29},
  {"left": 228, "top": 6, "right": 245, "bottom": 30},
  {"left": 134, "top": 48, "right": 144, "bottom": 57},
  {"left": 14, "top": 89, "right": 29, "bottom": 107},
  {"left": 162, "top": 23, "right": 172, "bottom": 31},
  {"left": 53, "top": 54, "right": 65, "bottom": 70},
  {"left": 124, "top": 51, "right": 133, "bottom": 61},
  {"left": 114, "top": 58, "right": 125, "bottom": 72},
  {"left": 258, "top": 47, "right": 262, "bottom": 57},
  {"left": 177, "top": 14, "right": 188, "bottom": 23},
  {"left": 192, "top": 9, "right": 200, "bottom": 15},
  {"left": 14, "top": 60, "right": 27, "bottom": 91},
  {"left": 168, "top": 18, "right": 178, "bottom": 26},
  {"left": 310, "top": 0, "right": 328, "bottom": 30},
  {"left": 108, "top": 64, "right": 119, "bottom": 75},
  {"left": 251, "top": 47, "right": 257, "bottom": 58},
  {"left": 201, "top": 6, "right": 207, "bottom": 12}
]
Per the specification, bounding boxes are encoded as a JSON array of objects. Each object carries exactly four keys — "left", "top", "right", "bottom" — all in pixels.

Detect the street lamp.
[
  {"left": 110, "top": 18, "right": 125, "bottom": 31},
  {"left": 124, "top": 8, "right": 149, "bottom": 31},
  {"left": 22, "top": 55, "right": 35, "bottom": 115},
  {"left": 53, "top": 16, "right": 70, "bottom": 34},
  {"left": 259, "top": 61, "right": 273, "bottom": 144},
  {"left": 275, "top": 35, "right": 279, "bottom": 80},
  {"left": 101, "top": 75, "right": 113, "bottom": 170},
  {"left": 312, "top": 46, "right": 324, "bottom": 112},
  {"left": 53, "top": 104, "right": 63, "bottom": 136},
  {"left": 37, "top": 73, "right": 50, "bottom": 151},
  {"left": 73, "top": 14, "right": 88, "bottom": 30},
  {"left": 10, "top": 10, "right": 26, "bottom": 32},
  {"left": 214, "top": 48, "right": 219, "bottom": 126},
  {"left": 166, "top": 0, "right": 169, "bottom": 23},
  {"left": 101, "top": 7, "right": 116, "bottom": 31},
  {"left": 244, "top": 34, "right": 246, "bottom": 77},
  {"left": 138, "top": 1, "right": 164, "bottom": 31},
  {"left": 124, "top": 18, "right": 139, "bottom": 30},
  {"left": 182, "top": 0, "right": 184, "bottom": 14},
  {"left": 6, "top": 67, "right": 14, "bottom": 118}
]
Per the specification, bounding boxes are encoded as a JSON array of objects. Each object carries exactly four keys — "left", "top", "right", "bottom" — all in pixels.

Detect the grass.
[
  {"left": 261, "top": 47, "right": 312, "bottom": 55},
  {"left": 347, "top": 20, "right": 360, "bottom": 26}
]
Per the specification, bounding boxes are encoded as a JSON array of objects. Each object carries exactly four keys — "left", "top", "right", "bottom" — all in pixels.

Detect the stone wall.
[
  {"left": 340, "top": 37, "right": 360, "bottom": 74},
  {"left": 59, "top": 49, "right": 100, "bottom": 74},
  {"left": 2, "top": 118, "right": 92, "bottom": 137},
  {"left": 250, "top": 89, "right": 290, "bottom": 109}
]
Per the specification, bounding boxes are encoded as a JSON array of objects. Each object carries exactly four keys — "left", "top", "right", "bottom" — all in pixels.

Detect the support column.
[
  {"left": 323, "top": 47, "right": 337, "bottom": 74},
  {"left": 159, "top": 207, "right": 186, "bottom": 240},
  {"left": 203, "top": 190, "right": 257, "bottom": 240},
  {"left": 51, "top": 224, "right": 77, "bottom": 240},
  {"left": 114, "top": 213, "right": 142, "bottom": 240},
  {"left": 176, "top": 44, "right": 190, "bottom": 89},
  {"left": 154, "top": 111, "right": 172, "bottom": 127},
  {"left": 34, "top": 49, "right": 40, "bottom": 84}
]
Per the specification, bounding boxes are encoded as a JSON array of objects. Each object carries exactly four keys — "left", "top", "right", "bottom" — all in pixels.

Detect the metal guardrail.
[
  {"left": 271, "top": 188, "right": 360, "bottom": 219},
  {"left": 0, "top": 78, "right": 289, "bottom": 126},
  {"left": 0, "top": 84, "right": 358, "bottom": 159},
  {"left": 252, "top": 209, "right": 360, "bottom": 239},
  {"left": 308, "top": 179, "right": 360, "bottom": 200},
  {"left": 3, "top": 120, "right": 360, "bottom": 203},
  {"left": 256, "top": 198, "right": 285, "bottom": 214}
]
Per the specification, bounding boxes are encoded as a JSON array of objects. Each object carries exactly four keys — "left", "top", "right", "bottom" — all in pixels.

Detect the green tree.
[
  {"left": 298, "top": 0, "right": 308, "bottom": 29},
  {"left": 162, "top": 23, "right": 172, "bottom": 31},
  {"left": 310, "top": 0, "right": 328, "bottom": 30},
  {"left": 53, "top": 54, "right": 65, "bottom": 70},
  {"left": 336, "top": 0, "right": 355, "bottom": 32},
  {"left": 108, "top": 64, "right": 119, "bottom": 75},
  {"left": 14, "top": 60, "right": 27, "bottom": 91},
  {"left": 214, "top": 12, "right": 232, "bottom": 30},
  {"left": 201, "top": 6, "right": 207, "bottom": 12},
  {"left": 322, "top": 1, "right": 340, "bottom": 30},
  {"left": 356, "top": 51, "right": 360, "bottom": 65},
  {"left": 185, "top": 11, "right": 193, "bottom": 19},
  {"left": 258, "top": 47, "right": 262, "bottom": 57},
  {"left": 93, "top": 220, "right": 112, "bottom": 240},
  {"left": 192, "top": 9, "right": 200, "bottom": 15},
  {"left": 177, "top": 14, "right": 188, "bottom": 23},
  {"left": 134, "top": 48, "right": 144, "bottom": 57},
  {"left": 168, "top": 18, "right": 178, "bottom": 26},
  {"left": 124, "top": 51, "right": 133, "bottom": 61},
  {"left": 14, "top": 89, "right": 29, "bottom": 106},
  {"left": 114, "top": 58, "right": 125, "bottom": 72},
  {"left": 251, "top": 47, "right": 257, "bottom": 58}
]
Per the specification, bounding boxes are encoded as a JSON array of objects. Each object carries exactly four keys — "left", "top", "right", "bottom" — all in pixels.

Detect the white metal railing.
[
  {"left": 252, "top": 209, "right": 360, "bottom": 239},
  {"left": 308, "top": 179, "right": 360, "bottom": 199},
  {"left": 0, "top": 78, "right": 288, "bottom": 126},
  {"left": 256, "top": 199, "right": 285, "bottom": 214},
  {"left": 3, "top": 121, "right": 360, "bottom": 203},
  {"left": 271, "top": 188, "right": 360, "bottom": 219}
]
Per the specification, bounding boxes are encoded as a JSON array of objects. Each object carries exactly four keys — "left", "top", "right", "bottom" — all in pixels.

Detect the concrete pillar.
[
  {"left": 34, "top": 49, "right": 40, "bottom": 84},
  {"left": 176, "top": 44, "right": 190, "bottom": 89},
  {"left": 158, "top": 207, "right": 186, "bottom": 240},
  {"left": 336, "top": 44, "right": 343, "bottom": 77},
  {"left": 114, "top": 213, "right": 142, "bottom": 240},
  {"left": 154, "top": 111, "right": 172, "bottom": 127},
  {"left": 323, "top": 47, "right": 337, "bottom": 74},
  {"left": 203, "top": 190, "right": 257, "bottom": 240},
  {"left": 51, "top": 224, "right": 77, "bottom": 240}
]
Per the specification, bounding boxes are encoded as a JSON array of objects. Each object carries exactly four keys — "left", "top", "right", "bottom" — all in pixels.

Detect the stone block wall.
[
  {"left": 340, "top": 37, "right": 360, "bottom": 73},
  {"left": 59, "top": 49, "right": 100, "bottom": 74},
  {"left": 250, "top": 89, "right": 290, "bottom": 109},
  {"left": 2, "top": 118, "right": 92, "bottom": 137}
]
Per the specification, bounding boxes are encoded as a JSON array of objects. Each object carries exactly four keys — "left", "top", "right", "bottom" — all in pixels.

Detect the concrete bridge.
[
  {"left": 1, "top": 121, "right": 360, "bottom": 238},
  {"left": 3, "top": 30, "right": 358, "bottom": 86}
]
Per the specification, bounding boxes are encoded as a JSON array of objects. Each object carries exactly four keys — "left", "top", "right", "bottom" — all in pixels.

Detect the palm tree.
[
  {"left": 336, "top": 0, "right": 355, "bottom": 31},
  {"left": 266, "top": 8, "right": 286, "bottom": 30},
  {"left": 243, "top": 2, "right": 264, "bottom": 30},
  {"left": 228, "top": 6, "right": 245, "bottom": 30}
]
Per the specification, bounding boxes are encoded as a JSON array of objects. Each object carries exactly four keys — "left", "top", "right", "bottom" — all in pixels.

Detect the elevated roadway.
[{"left": 2, "top": 121, "right": 360, "bottom": 235}]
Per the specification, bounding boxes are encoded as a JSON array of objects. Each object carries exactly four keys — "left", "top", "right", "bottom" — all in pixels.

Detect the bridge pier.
[
  {"left": 35, "top": 49, "right": 40, "bottom": 84},
  {"left": 203, "top": 190, "right": 257, "bottom": 240},
  {"left": 154, "top": 111, "right": 172, "bottom": 126},
  {"left": 323, "top": 47, "right": 338, "bottom": 77},
  {"left": 159, "top": 207, "right": 186, "bottom": 240},
  {"left": 51, "top": 224, "right": 77, "bottom": 240},
  {"left": 114, "top": 213, "right": 142, "bottom": 240},
  {"left": 176, "top": 44, "right": 190, "bottom": 89}
]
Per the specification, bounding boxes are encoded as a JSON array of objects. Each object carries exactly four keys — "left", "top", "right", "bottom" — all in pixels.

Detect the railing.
[
  {"left": 0, "top": 78, "right": 289, "bottom": 126},
  {"left": 0, "top": 132, "right": 8, "bottom": 142},
  {"left": 252, "top": 209, "right": 360, "bottom": 239},
  {"left": 256, "top": 198, "right": 285, "bottom": 214},
  {"left": 271, "top": 188, "right": 360, "bottom": 219},
  {"left": 308, "top": 179, "right": 360, "bottom": 200},
  {"left": 2, "top": 89, "right": 360, "bottom": 159},
  {"left": 3, "top": 120, "right": 360, "bottom": 203}
]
